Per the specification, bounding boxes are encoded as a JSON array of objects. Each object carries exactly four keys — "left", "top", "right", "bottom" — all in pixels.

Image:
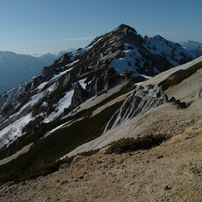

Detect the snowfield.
[
  {"left": 0, "top": 113, "right": 33, "bottom": 149},
  {"left": 110, "top": 44, "right": 143, "bottom": 74},
  {"left": 43, "top": 78, "right": 87, "bottom": 123}
]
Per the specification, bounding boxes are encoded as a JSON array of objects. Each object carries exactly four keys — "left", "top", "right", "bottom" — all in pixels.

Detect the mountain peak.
[
  {"left": 113, "top": 24, "right": 137, "bottom": 34},
  {"left": 0, "top": 24, "right": 197, "bottom": 150},
  {"left": 0, "top": 24, "right": 201, "bottom": 193}
]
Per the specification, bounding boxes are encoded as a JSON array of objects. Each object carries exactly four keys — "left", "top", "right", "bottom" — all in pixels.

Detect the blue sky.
[{"left": 0, "top": 0, "right": 201, "bottom": 55}]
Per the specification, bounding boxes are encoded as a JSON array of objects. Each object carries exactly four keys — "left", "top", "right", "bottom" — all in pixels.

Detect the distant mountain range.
[
  {"left": 180, "top": 40, "right": 202, "bottom": 57},
  {"left": 0, "top": 49, "right": 74, "bottom": 94},
  {"left": 0, "top": 40, "right": 201, "bottom": 96}
]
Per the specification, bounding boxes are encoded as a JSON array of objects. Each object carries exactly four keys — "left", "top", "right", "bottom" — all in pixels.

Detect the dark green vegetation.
[
  {"left": 105, "top": 134, "right": 169, "bottom": 154},
  {"left": 160, "top": 61, "right": 202, "bottom": 91},
  {"left": 0, "top": 100, "right": 124, "bottom": 185}
]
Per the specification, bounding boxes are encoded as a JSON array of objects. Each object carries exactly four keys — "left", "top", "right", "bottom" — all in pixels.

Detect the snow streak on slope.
[
  {"left": 0, "top": 113, "right": 33, "bottom": 148},
  {"left": 43, "top": 78, "right": 87, "bottom": 123},
  {"left": 43, "top": 120, "right": 73, "bottom": 139},
  {"left": 110, "top": 44, "right": 143, "bottom": 74},
  {"left": 144, "top": 36, "right": 196, "bottom": 66}
]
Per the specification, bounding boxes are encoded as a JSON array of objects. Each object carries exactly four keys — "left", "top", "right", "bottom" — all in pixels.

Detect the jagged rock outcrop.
[
  {"left": 104, "top": 85, "right": 168, "bottom": 133},
  {"left": 78, "top": 66, "right": 90, "bottom": 76},
  {"left": 169, "top": 97, "right": 186, "bottom": 109},
  {"left": 71, "top": 82, "right": 88, "bottom": 108},
  {"left": 86, "top": 68, "right": 117, "bottom": 96},
  {"left": 57, "top": 72, "right": 72, "bottom": 88},
  {"left": 70, "top": 68, "right": 117, "bottom": 110}
]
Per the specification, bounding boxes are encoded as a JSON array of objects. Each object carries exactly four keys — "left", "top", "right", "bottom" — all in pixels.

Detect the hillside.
[
  {"left": 0, "top": 55, "right": 201, "bottom": 202},
  {"left": 0, "top": 24, "right": 196, "bottom": 149},
  {"left": 62, "top": 56, "right": 202, "bottom": 157},
  {"left": 0, "top": 25, "right": 201, "bottom": 201}
]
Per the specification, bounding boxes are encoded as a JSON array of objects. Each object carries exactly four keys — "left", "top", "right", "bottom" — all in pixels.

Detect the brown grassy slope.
[
  {"left": 0, "top": 120, "right": 201, "bottom": 202},
  {"left": 65, "top": 67, "right": 202, "bottom": 157}
]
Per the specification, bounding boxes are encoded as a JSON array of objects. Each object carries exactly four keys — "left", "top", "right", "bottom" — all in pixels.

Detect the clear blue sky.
[{"left": 0, "top": 0, "right": 201, "bottom": 55}]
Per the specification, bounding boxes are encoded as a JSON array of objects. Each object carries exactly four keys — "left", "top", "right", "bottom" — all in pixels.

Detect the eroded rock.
[{"left": 104, "top": 85, "right": 168, "bottom": 133}]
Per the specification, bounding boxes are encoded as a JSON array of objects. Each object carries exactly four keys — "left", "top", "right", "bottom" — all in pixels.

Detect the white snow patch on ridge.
[
  {"left": 110, "top": 44, "right": 143, "bottom": 74},
  {"left": 37, "top": 67, "right": 73, "bottom": 92},
  {"left": 43, "top": 78, "right": 87, "bottom": 123},
  {"left": 42, "top": 120, "right": 73, "bottom": 139},
  {"left": 0, "top": 113, "right": 33, "bottom": 149}
]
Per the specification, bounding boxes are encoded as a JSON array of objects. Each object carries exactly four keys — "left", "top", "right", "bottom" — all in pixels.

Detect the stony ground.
[{"left": 0, "top": 119, "right": 201, "bottom": 202}]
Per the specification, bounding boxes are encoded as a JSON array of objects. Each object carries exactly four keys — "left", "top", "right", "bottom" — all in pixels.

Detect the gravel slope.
[{"left": 0, "top": 120, "right": 201, "bottom": 201}]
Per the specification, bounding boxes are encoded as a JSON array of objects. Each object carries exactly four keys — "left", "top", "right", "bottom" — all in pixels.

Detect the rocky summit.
[{"left": 0, "top": 24, "right": 201, "bottom": 201}]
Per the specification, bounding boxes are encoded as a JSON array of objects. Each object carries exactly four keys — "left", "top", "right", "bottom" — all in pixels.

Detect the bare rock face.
[
  {"left": 104, "top": 85, "right": 168, "bottom": 133},
  {"left": 71, "top": 82, "right": 88, "bottom": 108},
  {"left": 94, "top": 68, "right": 116, "bottom": 95},
  {"left": 68, "top": 68, "right": 118, "bottom": 113},
  {"left": 57, "top": 72, "right": 72, "bottom": 88},
  {"left": 86, "top": 67, "right": 117, "bottom": 96}
]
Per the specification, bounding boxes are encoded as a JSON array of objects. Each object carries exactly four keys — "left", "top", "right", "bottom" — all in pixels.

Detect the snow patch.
[
  {"left": 42, "top": 120, "right": 73, "bottom": 138},
  {"left": 0, "top": 113, "right": 33, "bottom": 149},
  {"left": 43, "top": 78, "right": 87, "bottom": 123},
  {"left": 110, "top": 44, "right": 143, "bottom": 73}
]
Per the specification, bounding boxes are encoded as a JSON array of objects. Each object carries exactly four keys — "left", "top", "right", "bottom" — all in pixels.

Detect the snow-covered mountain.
[
  {"left": 194, "top": 45, "right": 202, "bottom": 56},
  {"left": 0, "top": 24, "right": 200, "bottom": 184},
  {"left": 0, "top": 49, "right": 74, "bottom": 95},
  {"left": 180, "top": 40, "right": 202, "bottom": 57},
  {"left": 180, "top": 40, "right": 201, "bottom": 50},
  {"left": 0, "top": 24, "right": 197, "bottom": 148}
]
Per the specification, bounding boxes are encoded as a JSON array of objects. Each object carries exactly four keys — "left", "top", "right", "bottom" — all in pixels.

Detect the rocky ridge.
[{"left": 0, "top": 24, "right": 194, "bottom": 149}]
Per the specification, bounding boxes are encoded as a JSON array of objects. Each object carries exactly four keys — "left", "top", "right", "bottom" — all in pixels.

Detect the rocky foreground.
[{"left": 0, "top": 119, "right": 201, "bottom": 201}]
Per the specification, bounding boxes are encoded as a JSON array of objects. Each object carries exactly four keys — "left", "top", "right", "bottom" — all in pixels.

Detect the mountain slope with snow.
[
  {"left": 0, "top": 24, "right": 197, "bottom": 149},
  {"left": 0, "top": 50, "right": 74, "bottom": 95},
  {"left": 64, "top": 56, "right": 202, "bottom": 157},
  {"left": 0, "top": 25, "right": 201, "bottom": 187},
  {"left": 180, "top": 40, "right": 202, "bottom": 57}
]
